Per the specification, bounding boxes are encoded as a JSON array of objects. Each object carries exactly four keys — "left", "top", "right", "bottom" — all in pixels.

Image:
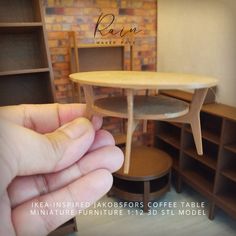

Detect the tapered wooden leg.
[
  {"left": 124, "top": 90, "right": 134, "bottom": 174},
  {"left": 190, "top": 115, "right": 203, "bottom": 155},
  {"left": 83, "top": 85, "right": 94, "bottom": 119},
  {"left": 167, "top": 88, "right": 208, "bottom": 155}
]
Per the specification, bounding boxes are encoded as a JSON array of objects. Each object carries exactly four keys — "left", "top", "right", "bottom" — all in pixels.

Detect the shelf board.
[
  {"left": 221, "top": 169, "right": 236, "bottom": 182},
  {"left": 0, "top": 68, "right": 50, "bottom": 76},
  {"left": 202, "top": 103, "right": 236, "bottom": 122},
  {"left": 224, "top": 143, "right": 236, "bottom": 154},
  {"left": 156, "top": 133, "right": 181, "bottom": 149},
  {"left": 201, "top": 129, "right": 220, "bottom": 144},
  {"left": 0, "top": 22, "right": 42, "bottom": 27},
  {"left": 184, "top": 148, "right": 217, "bottom": 170},
  {"left": 0, "top": 23, "right": 43, "bottom": 33},
  {"left": 182, "top": 170, "right": 214, "bottom": 196},
  {"left": 185, "top": 126, "right": 220, "bottom": 144}
]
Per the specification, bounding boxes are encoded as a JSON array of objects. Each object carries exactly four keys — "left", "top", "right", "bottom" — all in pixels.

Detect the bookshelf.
[
  {"left": 0, "top": 0, "right": 54, "bottom": 105},
  {"left": 155, "top": 90, "right": 236, "bottom": 220}
]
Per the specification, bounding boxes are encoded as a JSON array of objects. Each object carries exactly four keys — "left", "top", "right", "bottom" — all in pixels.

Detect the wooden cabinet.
[
  {"left": 155, "top": 90, "right": 236, "bottom": 220},
  {"left": 0, "top": 0, "right": 54, "bottom": 105}
]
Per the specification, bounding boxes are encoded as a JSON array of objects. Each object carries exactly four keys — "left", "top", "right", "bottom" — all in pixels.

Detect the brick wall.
[
  {"left": 43, "top": 0, "right": 157, "bottom": 145},
  {"left": 43, "top": 0, "right": 157, "bottom": 102}
]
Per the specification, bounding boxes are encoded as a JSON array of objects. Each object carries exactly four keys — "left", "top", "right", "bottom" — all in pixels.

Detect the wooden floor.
[{"left": 69, "top": 186, "right": 236, "bottom": 236}]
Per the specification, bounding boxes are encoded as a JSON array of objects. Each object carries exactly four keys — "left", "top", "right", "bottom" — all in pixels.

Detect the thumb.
[
  {"left": 0, "top": 118, "right": 95, "bottom": 195},
  {"left": 48, "top": 117, "right": 95, "bottom": 171}
]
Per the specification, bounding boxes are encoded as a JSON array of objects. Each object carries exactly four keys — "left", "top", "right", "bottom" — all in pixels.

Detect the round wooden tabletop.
[
  {"left": 114, "top": 146, "right": 173, "bottom": 181},
  {"left": 70, "top": 71, "right": 218, "bottom": 90}
]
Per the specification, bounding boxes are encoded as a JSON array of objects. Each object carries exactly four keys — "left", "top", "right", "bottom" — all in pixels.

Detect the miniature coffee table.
[{"left": 70, "top": 71, "right": 217, "bottom": 211}]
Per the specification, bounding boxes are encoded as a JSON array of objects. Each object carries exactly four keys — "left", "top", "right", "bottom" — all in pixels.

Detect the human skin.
[{"left": 0, "top": 103, "right": 124, "bottom": 236}]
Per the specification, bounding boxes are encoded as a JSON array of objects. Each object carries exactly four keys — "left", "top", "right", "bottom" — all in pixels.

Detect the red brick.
[
  {"left": 47, "top": 31, "right": 69, "bottom": 39},
  {"left": 52, "top": 62, "right": 70, "bottom": 70}
]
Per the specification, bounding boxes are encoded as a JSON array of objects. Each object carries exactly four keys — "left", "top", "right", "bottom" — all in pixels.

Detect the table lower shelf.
[{"left": 94, "top": 95, "right": 189, "bottom": 120}]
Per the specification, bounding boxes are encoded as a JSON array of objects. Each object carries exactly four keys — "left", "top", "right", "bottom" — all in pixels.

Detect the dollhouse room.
[{"left": 0, "top": 1, "right": 235, "bottom": 236}]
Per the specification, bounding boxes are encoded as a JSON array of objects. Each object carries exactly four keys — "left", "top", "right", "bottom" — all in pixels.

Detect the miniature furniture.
[
  {"left": 70, "top": 71, "right": 218, "bottom": 172},
  {"left": 155, "top": 90, "right": 236, "bottom": 220},
  {"left": 70, "top": 71, "right": 217, "bottom": 211},
  {"left": 0, "top": 0, "right": 55, "bottom": 105}
]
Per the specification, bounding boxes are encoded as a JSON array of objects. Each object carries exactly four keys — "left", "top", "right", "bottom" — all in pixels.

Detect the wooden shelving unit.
[
  {"left": 0, "top": 0, "right": 54, "bottom": 105},
  {"left": 155, "top": 90, "right": 236, "bottom": 220},
  {"left": 0, "top": 1, "right": 72, "bottom": 235}
]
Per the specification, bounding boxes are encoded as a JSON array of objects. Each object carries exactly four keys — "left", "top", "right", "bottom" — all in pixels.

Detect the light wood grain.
[
  {"left": 70, "top": 71, "right": 218, "bottom": 90},
  {"left": 70, "top": 71, "right": 217, "bottom": 173},
  {"left": 168, "top": 88, "right": 208, "bottom": 155},
  {"left": 124, "top": 89, "right": 134, "bottom": 173}
]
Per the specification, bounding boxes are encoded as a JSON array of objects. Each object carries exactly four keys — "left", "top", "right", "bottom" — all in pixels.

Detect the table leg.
[
  {"left": 82, "top": 85, "right": 94, "bottom": 119},
  {"left": 124, "top": 89, "right": 134, "bottom": 174},
  {"left": 166, "top": 88, "right": 208, "bottom": 155}
]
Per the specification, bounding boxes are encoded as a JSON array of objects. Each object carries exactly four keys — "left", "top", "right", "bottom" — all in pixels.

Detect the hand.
[{"left": 0, "top": 104, "right": 124, "bottom": 236}]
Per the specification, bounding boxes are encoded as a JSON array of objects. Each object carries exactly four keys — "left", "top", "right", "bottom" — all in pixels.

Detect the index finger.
[{"left": 0, "top": 103, "right": 101, "bottom": 133}]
